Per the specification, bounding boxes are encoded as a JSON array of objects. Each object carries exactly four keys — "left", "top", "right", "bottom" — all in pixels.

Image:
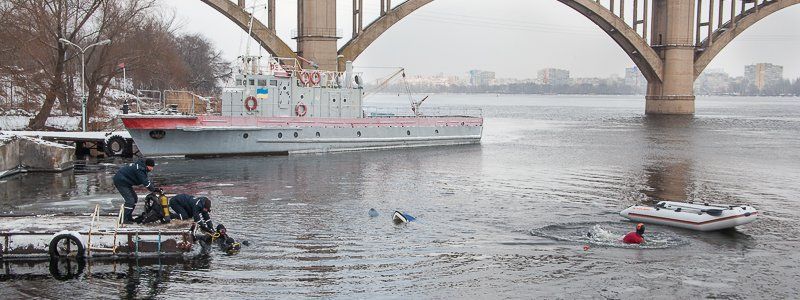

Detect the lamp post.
[{"left": 58, "top": 38, "right": 111, "bottom": 132}]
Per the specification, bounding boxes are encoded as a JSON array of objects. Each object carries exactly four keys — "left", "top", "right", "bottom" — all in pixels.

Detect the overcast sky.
[{"left": 165, "top": 0, "right": 800, "bottom": 79}]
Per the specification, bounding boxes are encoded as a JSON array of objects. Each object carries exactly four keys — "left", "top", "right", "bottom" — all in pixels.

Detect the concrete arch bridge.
[{"left": 201, "top": 0, "right": 800, "bottom": 114}]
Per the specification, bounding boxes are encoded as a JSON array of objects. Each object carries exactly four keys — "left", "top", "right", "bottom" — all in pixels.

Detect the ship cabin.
[{"left": 222, "top": 56, "right": 365, "bottom": 119}]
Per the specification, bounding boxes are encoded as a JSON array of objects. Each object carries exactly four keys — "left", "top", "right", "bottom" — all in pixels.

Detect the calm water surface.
[{"left": 2, "top": 94, "right": 799, "bottom": 299}]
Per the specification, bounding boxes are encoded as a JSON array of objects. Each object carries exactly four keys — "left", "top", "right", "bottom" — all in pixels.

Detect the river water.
[{"left": 1, "top": 94, "right": 799, "bottom": 299}]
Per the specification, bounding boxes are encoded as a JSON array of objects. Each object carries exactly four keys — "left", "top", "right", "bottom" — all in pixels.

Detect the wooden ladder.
[{"left": 86, "top": 204, "right": 123, "bottom": 257}]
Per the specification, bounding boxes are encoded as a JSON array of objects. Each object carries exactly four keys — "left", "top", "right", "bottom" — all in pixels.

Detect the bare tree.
[
  {"left": 1, "top": 0, "right": 106, "bottom": 129},
  {"left": 175, "top": 34, "right": 232, "bottom": 94},
  {"left": 0, "top": 0, "right": 163, "bottom": 129},
  {"left": 1, "top": 1, "right": 232, "bottom": 129}
]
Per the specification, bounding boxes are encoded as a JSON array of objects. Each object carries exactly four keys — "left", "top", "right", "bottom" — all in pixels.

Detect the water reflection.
[
  {"left": 0, "top": 162, "right": 120, "bottom": 213},
  {"left": 0, "top": 256, "right": 204, "bottom": 298},
  {"left": 639, "top": 115, "right": 696, "bottom": 202},
  {"left": 641, "top": 162, "right": 692, "bottom": 202}
]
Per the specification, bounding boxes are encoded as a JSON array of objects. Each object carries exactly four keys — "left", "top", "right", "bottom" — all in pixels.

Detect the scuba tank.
[
  {"left": 160, "top": 194, "right": 170, "bottom": 221},
  {"left": 137, "top": 191, "right": 171, "bottom": 224}
]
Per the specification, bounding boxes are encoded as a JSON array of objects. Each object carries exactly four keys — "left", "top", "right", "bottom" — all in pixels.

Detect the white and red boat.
[
  {"left": 121, "top": 57, "right": 483, "bottom": 157},
  {"left": 620, "top": 201, "right": 758, "bottom": 231}
]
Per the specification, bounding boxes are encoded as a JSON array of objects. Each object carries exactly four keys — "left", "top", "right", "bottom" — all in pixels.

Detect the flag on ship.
[{"left": 256, "top": 88, "right": 269, "bottom": 99}]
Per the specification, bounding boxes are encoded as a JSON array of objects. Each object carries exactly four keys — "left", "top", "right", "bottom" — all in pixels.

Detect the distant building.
[
  {"left": 405, "top": 73, "right": 465, "bottom": 86},
  {"left": 695, "top": 69, "right": 731, "bottom": 95},
  {"left": 468, "top": 70, "right": 496, "bottom": 86},
  {"left": 745, "top": 63, "right": 783, "bottom": 90},
  {"left": 537, "top": 68, "right": 570, "bottom": 86},
  {"left": 624, "top": 66, "right": 647, "bottom": 93}
]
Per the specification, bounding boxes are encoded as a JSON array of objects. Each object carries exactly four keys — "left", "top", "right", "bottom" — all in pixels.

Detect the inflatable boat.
[{"left": 620, "top": 201, "right": 758, "bottom": 231}]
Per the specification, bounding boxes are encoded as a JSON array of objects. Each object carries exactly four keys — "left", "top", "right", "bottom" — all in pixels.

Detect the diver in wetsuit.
[
  {"left": 113, "top": 158, "right": 158, "bottom": 224},
  {"left": 622, "top": 223, "right": 645, "bottom": 244},
  {"left": 169, "top": 194, "right": 214, "bottom": 232}
]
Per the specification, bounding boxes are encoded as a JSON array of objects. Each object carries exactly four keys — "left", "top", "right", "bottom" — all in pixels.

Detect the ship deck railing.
[
  {"left": 363, "top": 106, "right": 483, "bottom": 118},
  {"left": 130, "top": 104, "right": 482, "bottom": 119}
]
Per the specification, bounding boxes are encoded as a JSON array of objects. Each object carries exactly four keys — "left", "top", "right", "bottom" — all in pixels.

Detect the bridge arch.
[
  {"left": 555, "top": 0, "right": 663, "bottom": 83},
  {"left": 201, "top": 0, "right": 296, "bottom": 59},
  {"left": 339, "top": 0, "right": 433, "bottom": 65},
  {"left": 201, "top": 0, "right": 796, "bottom": 92},
  {"left": 339, "top": 0, "right": 663, "bottom": 83},
  {"left": 694, "top": 0, "right": 800, "bottom": 78}
]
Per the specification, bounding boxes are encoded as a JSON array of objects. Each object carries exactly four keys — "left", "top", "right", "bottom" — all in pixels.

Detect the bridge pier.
[
  {"left": 296, "top": 0, "right": 340, "bottom": 70},
  {"left": 645, "top": 0, "right": 696, "bottom": 115}
]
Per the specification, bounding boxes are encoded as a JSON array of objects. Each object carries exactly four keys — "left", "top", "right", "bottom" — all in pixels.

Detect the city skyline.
[{"left": 379, "top": 63, "right": 791, "bottom": 82}]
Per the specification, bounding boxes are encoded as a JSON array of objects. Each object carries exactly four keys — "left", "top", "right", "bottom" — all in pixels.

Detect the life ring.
[
  {"left": 244, "top": 96, "right": 258, "bottom": 111},
  {"left": 300, "top": 71, "right": 311, "bottom": 85},
  {"left": 295, "top": 102, "right": 308, "bottom": 117},
  {"left": 310, "top": 71, "right": 321, "bottom": 85}
]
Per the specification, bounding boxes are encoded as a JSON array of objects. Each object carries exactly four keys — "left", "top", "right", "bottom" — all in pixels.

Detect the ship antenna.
[
  {"left": 242, "top": 2, "right": 267, "bottom": 74},
  {"left": 244, "top": 4, "right": 255, "bottom": 62}
]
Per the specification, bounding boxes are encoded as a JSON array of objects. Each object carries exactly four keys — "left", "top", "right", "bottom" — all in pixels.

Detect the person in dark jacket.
[
  {"left": 169, "top": 194, "right": 213, "bottom": 232},
  {"left": 113, "top": 158, "right": 158, "bottom": 223}
]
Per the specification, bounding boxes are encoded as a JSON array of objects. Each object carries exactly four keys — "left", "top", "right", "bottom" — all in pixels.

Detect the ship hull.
[{"left": 122, "top": 115, "right": 483, "bottom": 156}]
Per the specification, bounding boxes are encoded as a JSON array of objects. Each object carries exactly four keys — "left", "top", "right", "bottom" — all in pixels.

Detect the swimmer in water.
[{"left": 622, "top": 223, "right": 645, "bottom": 244}]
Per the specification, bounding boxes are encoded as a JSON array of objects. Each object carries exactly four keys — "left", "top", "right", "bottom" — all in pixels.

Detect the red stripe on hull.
[
  {"left": 121, "top": 115, "right": 483, "bottom": 130},
  {"left": 122, "top": 116, "right": 198, "bottom": 130}
]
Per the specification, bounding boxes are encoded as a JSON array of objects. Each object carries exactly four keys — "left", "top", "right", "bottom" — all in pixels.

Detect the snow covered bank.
[{"left": 0, "top": 115, "right": 80, "bottom": 131}]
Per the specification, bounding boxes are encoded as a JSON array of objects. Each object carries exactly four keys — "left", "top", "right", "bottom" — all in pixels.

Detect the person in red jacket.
[{"left": 622, "top": 223, "right": 645, "bottom": 244}]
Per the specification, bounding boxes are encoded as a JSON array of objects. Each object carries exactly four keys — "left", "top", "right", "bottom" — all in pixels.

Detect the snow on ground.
[
  {"left": 0, "top": 116, "right": 29, "bottom": 130},
  {"left": 1, "top": 87, "right": 138, "bottom": 130},
  {"left": 0, "top": 115, "right": 80, "bottom": 130},
  {"left": 17, "top": 135, "right": 75, "bottom": 149},
  {"left": 0, "top": 132, "right": 12, "bottom": 143},
  {"left": 0, "top": 130, "right": 130, "bottom": 141}
]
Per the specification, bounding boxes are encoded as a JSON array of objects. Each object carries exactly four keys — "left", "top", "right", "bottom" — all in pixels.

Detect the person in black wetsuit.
[
  {"left": 113, "top": 158, "right": 158, "bottom": 224},
  {"left": 169, "top": 194, "right": 213, "bottom": 232}
]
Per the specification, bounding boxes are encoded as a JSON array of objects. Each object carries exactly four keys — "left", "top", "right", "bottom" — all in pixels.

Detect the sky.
[{"left": 164, "top": 0, "right": 800, "bottom": 79}]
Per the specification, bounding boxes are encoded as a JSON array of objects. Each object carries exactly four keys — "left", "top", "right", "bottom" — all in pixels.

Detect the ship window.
[
  {"left": 258, "top": 79, "right": 267, "bottom": 86},
  {"left": 332, "top": 99, "right": 336, "bottom": 102},
  {"left": 243, "top": 133, "right": 249, "bottom": 139},
  {"left": 316, "top": 132, "right": 320, "bottom": 137},
  {"left": 248, "top": 79, "right": 255, "bottom": 86},
  {"left": 236, "top": 79, "right": 243, "bottom": 86},
  {"left": 435, "top": 130, "right": 439, "bottom": 134},
  {"left": 300, "top": 95, "right": 304, "bottom": 99},
  {"left": 149, "top": 130, "right": 166, "bottom": 139},
  {"left": 407, "top": 130, "right": 411, "bottom": 136},
  {"left": 343, "top": 98, "right": 347, "bottom": 103},
  {"left": 357, "top": 131, "right": 361, "bottom": 137},
  {"left": 270, "top": 80, "right": 278, "bottom": 86},
  {"left": 278, "top": 132, "right": 283, "bottom": 139},
  {"left": 293, "top": 132, "right": 299, "bottom": 138}
]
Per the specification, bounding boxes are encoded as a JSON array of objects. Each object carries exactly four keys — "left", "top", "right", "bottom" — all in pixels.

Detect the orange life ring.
[
  {"left": 295, "top": 102, "right": 307, "bottom": 117},
  {"left": 310, "top": 71, "right": 321, "bottom": 85},
  {"left": 245, "top": 96, "right": 258, "bottom": 111},
  {"left": 300, "top": 71, "right": 311, "bottom": 85}
]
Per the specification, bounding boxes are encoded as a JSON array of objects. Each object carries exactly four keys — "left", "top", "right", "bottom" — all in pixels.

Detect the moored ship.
[{"left": 121, "top": 57, "right": 483, "bottom": 157}]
